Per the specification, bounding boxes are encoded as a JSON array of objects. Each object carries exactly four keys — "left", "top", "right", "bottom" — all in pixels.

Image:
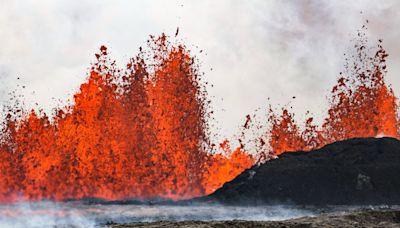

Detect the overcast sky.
[{"left": 0, "top": 0, "right": 400, "bottom": 143}]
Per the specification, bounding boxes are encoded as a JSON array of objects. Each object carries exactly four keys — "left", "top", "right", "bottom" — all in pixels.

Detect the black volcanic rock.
[{"left": 201, "top": 137, "right": 400, "bottom": 205}]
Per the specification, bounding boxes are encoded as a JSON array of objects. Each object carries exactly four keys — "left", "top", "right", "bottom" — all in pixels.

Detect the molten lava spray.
[
  {"left": 0, "top": 27, "right": 399, "bottom": 202},
  {"left": 265, "top": 28, "right": 399, "bottom": 156},
  {"left": 0, "top": 34, "right": 254, "bottom": 202}
]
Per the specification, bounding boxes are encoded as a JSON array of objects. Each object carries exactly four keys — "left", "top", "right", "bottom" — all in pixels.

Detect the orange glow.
[
  {"left": 266, "top": 33, "right": 399, "bottom": 156},
  {"left": 202, "top": 140, "right": 255, "bottom": 194},
  {"left": 0, "top": 30, "right": 398, "bottom": 202},
  {"left": 0, "top": 34, "right": 253, "bottom": 202}
]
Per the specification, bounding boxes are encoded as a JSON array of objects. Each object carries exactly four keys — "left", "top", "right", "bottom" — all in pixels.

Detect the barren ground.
[{"left": 111, "top": 209, "right": 400, "bottom": 228}]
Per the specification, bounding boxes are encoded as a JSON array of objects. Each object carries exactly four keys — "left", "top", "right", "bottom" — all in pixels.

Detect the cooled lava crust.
[{"left": 201, "top": 137, "right": 400, "bottom": 205}]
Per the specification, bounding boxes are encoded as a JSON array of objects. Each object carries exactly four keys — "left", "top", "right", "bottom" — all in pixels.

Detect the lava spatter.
[
  {"left": 0, "top": 27, "right": 398, "bottom": 202},
  {"left": 263, "top": 27, "right": 398, "bottom": 156},
  {"left": 0, "top": 34, "right": 253, "bottom": 202}
]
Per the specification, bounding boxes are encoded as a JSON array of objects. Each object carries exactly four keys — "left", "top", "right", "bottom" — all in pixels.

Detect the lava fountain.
[
  {"left": 0, "top": 26, "right": 399, "bottom": 203},
  {"left": 265, "top": 26, "right": 399, "bottom": 156},
  {"left": 0, "top": 34, "right": 254, "bottom": 202}
]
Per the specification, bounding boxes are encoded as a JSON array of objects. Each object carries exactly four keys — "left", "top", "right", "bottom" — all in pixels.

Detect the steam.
[
  {"left": 1, "top": 0, "right": 400, "bottom": 143},
  {"left": 0, "top": 201, "right": 315, "bottom": 227},
  {"left": 0, "top": 201, "right": 95, "bottom": 228}
]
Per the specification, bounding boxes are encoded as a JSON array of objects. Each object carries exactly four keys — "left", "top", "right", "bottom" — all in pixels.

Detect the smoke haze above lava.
[{"left": 1, "top": 0, "right": 400, "bottom": 144}]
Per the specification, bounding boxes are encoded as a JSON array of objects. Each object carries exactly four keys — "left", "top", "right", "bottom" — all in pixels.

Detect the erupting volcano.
[{"left": 0, "top": 26, "right": 399, "bottom": 203}]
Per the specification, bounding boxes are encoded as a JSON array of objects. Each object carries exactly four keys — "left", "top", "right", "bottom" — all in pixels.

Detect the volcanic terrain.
[
  {"left": 112, "top": 209, "right": 400, "bottom": 228},
  {"left": 200, "top": 137, "right": 400, "bottom": 205}
]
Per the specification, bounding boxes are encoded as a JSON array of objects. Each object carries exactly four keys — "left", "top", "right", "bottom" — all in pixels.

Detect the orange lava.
[
  {"left": 202, "top": 140, "right": 255, "bottom": 194},
  {"left": 266, "top": 30, "right": 399, "bottom": 156},
  {"left": 0, "top": 27, "right": 398, "bottom": 202},
  {"left": 0, "top": 34, "right": 254, "bottom": 202}
]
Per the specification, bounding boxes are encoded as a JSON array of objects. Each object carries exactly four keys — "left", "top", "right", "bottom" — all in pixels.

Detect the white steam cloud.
[
  {"left": 0, "top": 201, "right": 315, "bottom": 227},
  {"left": 0, "top": 0, "right": 399, "bottom": 143}
]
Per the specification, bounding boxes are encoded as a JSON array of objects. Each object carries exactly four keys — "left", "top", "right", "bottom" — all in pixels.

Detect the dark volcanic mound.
[{"left": 201, "top": 137, "right": 400, "bottom": 205}]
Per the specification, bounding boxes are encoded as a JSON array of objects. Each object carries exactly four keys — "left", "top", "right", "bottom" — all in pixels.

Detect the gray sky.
[{"left": 0, "top": 0, "right": 400, "bottom": 144}]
